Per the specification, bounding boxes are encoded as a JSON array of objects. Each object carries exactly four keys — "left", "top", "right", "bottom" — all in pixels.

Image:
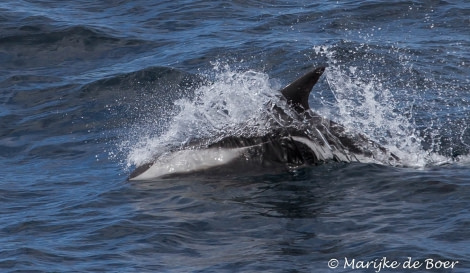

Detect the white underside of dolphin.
[{"left": 130, "top": 147, "right": 248, "bottom": 180}]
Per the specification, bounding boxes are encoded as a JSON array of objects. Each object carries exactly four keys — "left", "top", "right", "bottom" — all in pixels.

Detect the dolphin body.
[{"left": 129, "top": 67, "right": 399, "bottom": 180}]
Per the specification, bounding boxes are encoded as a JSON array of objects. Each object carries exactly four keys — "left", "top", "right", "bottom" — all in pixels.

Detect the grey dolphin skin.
[{"left": 129, "top": 66, "right": 399, "bottom": 180}]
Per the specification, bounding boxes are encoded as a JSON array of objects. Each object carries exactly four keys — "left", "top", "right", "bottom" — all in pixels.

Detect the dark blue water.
[{"left": 1, "top": 1, "right": 469, "bottom": 272}]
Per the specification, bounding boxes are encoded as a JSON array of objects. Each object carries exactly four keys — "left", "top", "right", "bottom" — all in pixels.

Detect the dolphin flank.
[{"left": 129, "top": 66, "right": 399, "bottom": 180}]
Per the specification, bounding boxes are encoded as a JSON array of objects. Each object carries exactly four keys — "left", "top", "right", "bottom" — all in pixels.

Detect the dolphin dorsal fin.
[{"left": 280, "top": 66, "right": 325, "bottom": 112}]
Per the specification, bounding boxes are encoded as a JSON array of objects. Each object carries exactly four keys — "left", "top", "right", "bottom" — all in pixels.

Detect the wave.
[
  {"left": 0, "top": 25, "right": 155, "bottom": 71},
  {"left": 0, "top": 66, "right": 203, "bottom": 161}
]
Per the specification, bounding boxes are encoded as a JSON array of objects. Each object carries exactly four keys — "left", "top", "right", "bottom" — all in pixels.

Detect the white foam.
[
  {"left": 124, "top": 64, "right": 280, "bottom": 168},
  {"left": 313, "top": 44, "right": 452, "bottom": 168}
]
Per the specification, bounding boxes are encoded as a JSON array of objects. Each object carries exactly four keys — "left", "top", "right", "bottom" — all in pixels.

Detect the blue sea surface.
[{"left": 1, "top": 1, "right": 469, "bottom": 272}]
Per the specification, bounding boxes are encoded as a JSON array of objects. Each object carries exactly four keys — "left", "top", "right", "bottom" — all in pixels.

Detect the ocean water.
[{"left": 1, "top": 1, "right": 469, "bottom": 272}]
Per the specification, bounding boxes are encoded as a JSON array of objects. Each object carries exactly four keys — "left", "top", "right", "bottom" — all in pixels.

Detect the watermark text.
[{"left": 327, "top": 257, "right": 459, "bottom": 272}]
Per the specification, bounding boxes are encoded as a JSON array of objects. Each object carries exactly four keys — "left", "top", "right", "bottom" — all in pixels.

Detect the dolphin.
[{"left": 129, "top": 66, "right": 399, "bottom": 180}]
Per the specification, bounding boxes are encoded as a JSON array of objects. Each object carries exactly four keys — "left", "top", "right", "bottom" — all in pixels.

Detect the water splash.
[
  {"left": 120, "top": 45, "right": 467, "bottom": 170},
  {"left": 313, "top": 44, "right": 453, "bottom": 167},
  {"left": 124, "top": 63, "right": 281, "bottom": 168}
]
